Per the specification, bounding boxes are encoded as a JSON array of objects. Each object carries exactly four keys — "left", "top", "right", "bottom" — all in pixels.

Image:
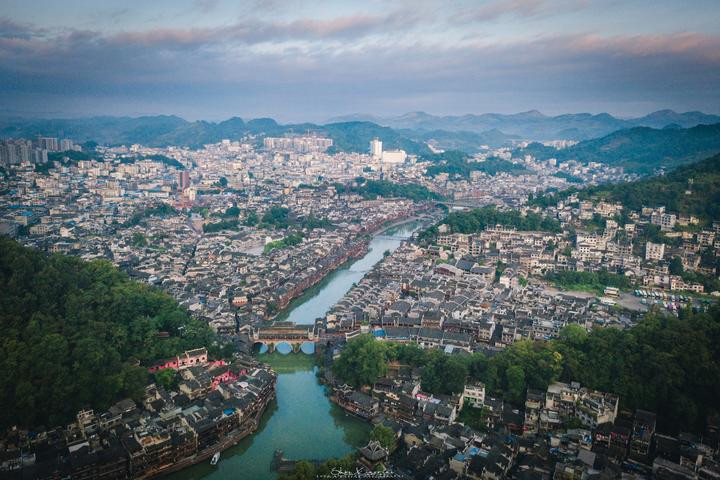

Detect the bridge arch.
[
  {"left": 275, "top": 341, "right": 293, "bottom": 355},
  {"left": 252, "top": 341, "right": 269, "bottom": 355},
  {"left": 300, "top": 341, "right": 315, "bottom": 355}
]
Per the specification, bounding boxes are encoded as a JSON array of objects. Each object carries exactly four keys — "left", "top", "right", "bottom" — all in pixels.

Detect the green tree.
[
  {"left": 333, "top": 335, "right": 388, "bottom": 387},
  {"left": 131, "top": 232, "right": 147, "bottom": 247},
  {"left": 421, "top": 350, "right": 468, "bottom": 395},
  {"left": 669, "top": 256, "right": 684, "bottom": 275},
  {"left": 370, "top": 424, "right": 396, "bottom": 451},
  {"left": 282, "top": 461, "right": 315, "bottom": 480},
  {"left": 506, "top": 365, "right": 526, "bottom": 405},
  {"left": 0, "top": 238, "right": 217, "bottom": 429},
  {"left": 154, "top": 368, "right": 178, "bottom": 390},
  {"left": 223, "top": 206, "right": 240, "bottom": 217},
  {"left": 244, "top": 209, "right": 259, "bottom": 226}
]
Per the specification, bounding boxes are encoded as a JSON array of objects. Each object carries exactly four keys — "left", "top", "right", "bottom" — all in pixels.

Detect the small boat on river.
[{"left": 210, "top": 452, "right": 220, "bottom": 466}]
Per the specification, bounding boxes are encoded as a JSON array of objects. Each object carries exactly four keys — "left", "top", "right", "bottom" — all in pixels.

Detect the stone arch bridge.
[{"left": 251, "top": 322, "right": 320, "bottom": 354}]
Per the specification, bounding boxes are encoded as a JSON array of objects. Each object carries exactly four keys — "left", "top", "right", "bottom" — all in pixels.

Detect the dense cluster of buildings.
[
  {"left": 535, "top": 195, "right": 719, "bottom": 298},
  {"left": 1, "top": 132, "right": 718, "bottom": 479},
  {"left": 0, "top": 351, "right": 276, "bottom": 480},
  {"left": 0, "top": 136, "right": 435, "bottom": 336},
  {"left": 316, "top": 198, "right": 718, "bottom": 477},
  {"left": 326, "top": 348, "right": 719, "bottom": 479},
  {"left": 324, "top": 240, "right": 636, "bottom": 354}
]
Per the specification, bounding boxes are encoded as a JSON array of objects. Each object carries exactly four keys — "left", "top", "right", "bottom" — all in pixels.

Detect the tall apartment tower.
[
  {"left": 36, "top": 136, "right": 59, "bottom": 151},
  {"left": 370, "top": 138, "right": 382, "bottom": 159},
  {"left": 178, "top": 170, "right": 191, "bottom": 190}
]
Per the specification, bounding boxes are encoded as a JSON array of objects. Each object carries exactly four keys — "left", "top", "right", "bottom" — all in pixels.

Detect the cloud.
[
  {"left": 105, "top": 10, "right": 416, "bottom": 50},
  {"left": 0, "top": 13, "right": 719, "bottom": 119},
  {"left": 454, "top": 0, "right": 589, "bottom": 23},
  {"left": 193, "top": 0, "right": 220, "bottom": 13},
  {"left": 0, "top": 17, "right": 46, "bottom": 39}
]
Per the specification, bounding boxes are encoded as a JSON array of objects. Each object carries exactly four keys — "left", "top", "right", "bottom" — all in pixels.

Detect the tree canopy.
[
  {"left": 370, "top": 424, "right": 396, "bottom": 451},
  {"left": 0, "top": 238, "right": 216, "bottom": 428},
  {"left": 432, "top": 206, "right": 562, "bottom": 235},
  {"left": 334, "top": 179, "right": 443, "bottom": 201},
  {"left": 333, "top": 334, "right": 389, "bottom": 387},
  {"left": 333, "top": 305, "right": 720, "bottom": 434},
  {"left": 423, "top": 151, "right": 531, "bottom": 179},
  {"left": 530, "top": 154, "right": 720, "bottom": 223}
]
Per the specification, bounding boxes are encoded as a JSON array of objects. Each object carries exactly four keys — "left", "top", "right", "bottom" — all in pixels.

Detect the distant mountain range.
[
  {"left": 328, "top": 109, "right": 720, "bottom": 141},
  {"left": 517, "top": 123, "right": 720, "bottom": 173},
  {"left": 0, "top": 116, "right": 433, "bottom": 154},
  {"left": 2, "top": 111, "right": 719, "bottom": 165}
]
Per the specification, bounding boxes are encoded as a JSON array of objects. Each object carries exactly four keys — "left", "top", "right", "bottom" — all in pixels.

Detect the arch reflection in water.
[
  {"left": 274, "top": 342, "right": 293, "bottom": 355},
  {"left": 300, "top": 341, "right": 315, "bottom": 355},
  {"left": 252, "top": 342, "right": 269, "bottom": 355}
]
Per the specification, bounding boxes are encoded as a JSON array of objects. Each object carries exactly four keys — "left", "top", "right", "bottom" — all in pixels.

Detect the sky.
[{"left": 1, "top": 0, "right": 719, "bottom": 122}]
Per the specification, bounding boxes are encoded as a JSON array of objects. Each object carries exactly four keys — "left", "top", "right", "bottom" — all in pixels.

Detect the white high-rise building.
[
  {"left": 370, "top": 138, "right": 382, "bottom": 158},
  {"left": 382, "top": 149, "right": 407, "bottom": 164}
]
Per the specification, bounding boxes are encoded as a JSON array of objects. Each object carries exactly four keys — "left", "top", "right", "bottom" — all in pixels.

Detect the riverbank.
[
  {"left": 167, "top": 222, "right": 425, "bottom": 480},
  {"left": 267, "top": 212, "right": 433, "bottom": 323},
  {"left": 276, "top": 219, "right": 429, "bottom": 326},
  {"left": 167, "top": 354, "right": 370, "bottom": 480},
  {"left": 140, "top": 386, "right": 276, "bottom": 479}
]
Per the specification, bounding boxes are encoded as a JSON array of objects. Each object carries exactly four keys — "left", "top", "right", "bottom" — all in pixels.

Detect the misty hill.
[
  {"left": 0, "top": 115, "right": 521, "bottom": 155},
  {"left": 399, "top": 128, "right": 520, "bottom": 152},
  {"left": 530, "top": 153, "right": 720, "bottom": 223},
  {"left": 329, "top": 109, "right": 720, "bottom": 141},
  {"left": 517, "top": 123, "right": 720, "bottom": 173},
  {"left": 0, "top": 115, "right": 437, "bottom": 155}
]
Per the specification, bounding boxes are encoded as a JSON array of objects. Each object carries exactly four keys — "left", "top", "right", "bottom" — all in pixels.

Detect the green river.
[{"left": 168, "top": 220, "right": 424, "bottom": 480}]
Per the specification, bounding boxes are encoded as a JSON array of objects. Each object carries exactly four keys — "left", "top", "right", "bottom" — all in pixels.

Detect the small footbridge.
[{"left": 373, "top": 234, "right": 409, "bottom": 241}]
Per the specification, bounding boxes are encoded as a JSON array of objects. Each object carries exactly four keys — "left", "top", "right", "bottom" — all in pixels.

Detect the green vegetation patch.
[
  {"left": 544, "top": 270, "right": 632, "bottom": 294},
  {"left": 530, "top": 154, "right": 720, "bottom": 223},
  {"left": 334, "top": 179, "right": 443, "bottom": 201},
  {"left": 264, "top": 232, "right": 304, "bottom": 254},
  {"left": 424, "top": 151, "right": 531, "bottom": 179},
  {"left": 0, "top": 238, "right": 216, "bottom": 428}
]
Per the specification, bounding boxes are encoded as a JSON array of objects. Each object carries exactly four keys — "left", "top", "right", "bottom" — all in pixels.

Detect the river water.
[{"left": 169, "top": 220, "right": 424, "bottom": 480}]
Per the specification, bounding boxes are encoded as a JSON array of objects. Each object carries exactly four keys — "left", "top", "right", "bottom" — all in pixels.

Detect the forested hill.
[
  {"left": 530, "top": 154, "right": 720, "bottom": 223},
  {"left": 517, "top": 123, "right": 720, "bottom": 173},
  {"left": 0, "top": 116, "right": 431, "bottom": 155},
  {"left": 0, "top": 238, "right": 216, "bottom": 428}
]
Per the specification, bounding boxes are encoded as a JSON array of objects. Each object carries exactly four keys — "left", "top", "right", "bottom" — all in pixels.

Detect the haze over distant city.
[{"left": 2, "top": 0, "right": 720, "bottom": 122}]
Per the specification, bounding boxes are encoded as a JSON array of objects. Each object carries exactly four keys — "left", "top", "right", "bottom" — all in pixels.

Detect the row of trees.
[
  {"left": 0, "top": 238, "right": 217, "bottom": 428},
  {"left": 333, "top": 305, "right": 720, "bottom": 434},
  {"left": 544, "top": 270, "right": 633, "bottom": 294},
  {"left": 140, "top": 154, "right": 185, "bottom": 170},
  {"left": 335, "top": 178, "right": 443, "bottom": 201},
  {"left": 431, "top": 206, "right": 562, "bottom": 235},
  {"left": 203, "top": 206, "right": 332, "bottom": 233},
  {"left": 202, "top": 218, "right": 239, "bottom": 233}
]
